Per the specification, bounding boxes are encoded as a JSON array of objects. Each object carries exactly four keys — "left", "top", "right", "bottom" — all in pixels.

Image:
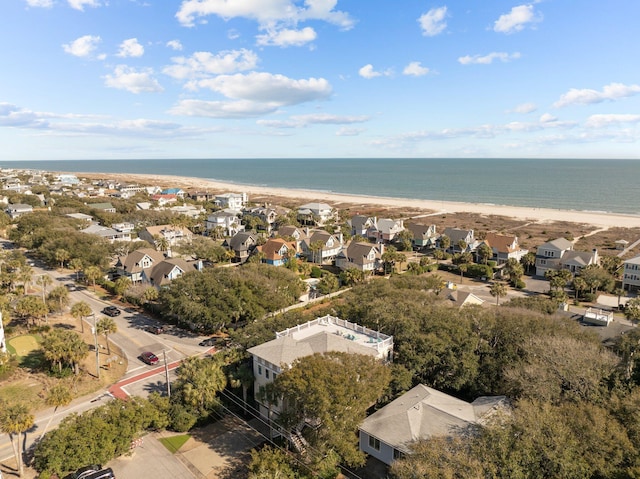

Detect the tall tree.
[
  {"left": 37, "top": 274, "right": 53, "bottom": 304},
  {"left": 40, "top": 384, "right": 73, "bottom": 439},
  {"left": 47, "top": 285, "right": 70, "bottom": 316},
  {"left": 96, "top": 316, "right": 117, "bottom": 355},
  {"left": 70, "top": 301, "right": 92, "bottom": 334},
  {"left": 54, "top": 248, "right": 70, "bottom": 269},
  {"left": 476, "top": 243, "right": 493, "bottom": 264},
  {"left": 68, "top": 258, "right": 84, "bottom": 281},
  {"left": 83, "top": 265, "right": 102, "bottom": 291},
  {"left": 0, "top": 403, "right": 35, "bottom": 477},
  {"left": 489, "top": 281, "right": 507, "bottom": 305},
  {"left": 520, "top": 251, "right": 536, "bottom": 273},
  {"left": 439, "top": 234, "right": 450, "bottom": 253},
  {"left": 175, "top": 356, "right": 227, "bottom": 413}
]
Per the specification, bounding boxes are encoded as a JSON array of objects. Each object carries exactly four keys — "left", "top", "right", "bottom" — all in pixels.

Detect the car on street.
[
  {"left": 102, "top": 306, "right": 121, "bottom": 317},
  {"left": 139, "top": 351, "right": 159, "bottom": 365},
  {"left": 199, "top": 336, "right": 230, "bottom": 347},
  {"left": 72, "top": 464, "right": 102, "bottom": 479},
  {"left": 145, "top": 325, "right": 165, "bottom": 335}
]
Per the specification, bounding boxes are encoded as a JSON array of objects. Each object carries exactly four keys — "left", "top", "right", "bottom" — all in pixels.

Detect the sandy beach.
[{"left": 80, "top": 172, "right": 640, "bottom": 230}]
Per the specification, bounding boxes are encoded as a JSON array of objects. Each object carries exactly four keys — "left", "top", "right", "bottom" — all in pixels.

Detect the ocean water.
[{"left": 2, "top": 158, "right": 640, "bottom": 215}]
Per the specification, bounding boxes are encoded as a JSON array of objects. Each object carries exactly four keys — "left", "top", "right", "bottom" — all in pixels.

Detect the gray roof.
[
  {"left": 116, "top": 248, "right": 165, "bottom": 274},
  {"left": 442, "top": 228, "right": 473, "bottom": 244},
  {"left": 562, "top": 250, "right": 596, "bottom": 267},
  {"left": 406, "top": 223, "right": 437, "bottom": 239},
  {"left": 359, "top": 384, "right": 505, "bottom": 453},
  {"left": 247, "top": 332, "right": 377, "bottom": 367},
  {"left": 228, "top": 232, "right": 257, "bottom": 251},
  {"left": 625, "top": 255, "right": 640, "bottom": 265},
  {"left": 540, "top": 237, "right": 573, "bottom": 251},
  {"left": 148, "top": 258, "right": 198, "bottom": 286},
  {"left": 343, "top": 242, "right": 380, "bottom": 266}
]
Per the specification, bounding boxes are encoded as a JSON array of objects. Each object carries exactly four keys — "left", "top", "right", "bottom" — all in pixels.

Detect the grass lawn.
[{"left": 159, "top": 434, "right": 191, "bottom": 454}]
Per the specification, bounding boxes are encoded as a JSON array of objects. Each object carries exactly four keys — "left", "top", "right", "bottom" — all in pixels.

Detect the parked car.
[
  {"left": 72, "top": 465, "right": 102, "bottom": 479},
  {"left": 145, "top": 325, "right": 165, "bottom": 335},
  {"left": 80, "top": 468, "right": 115, "bottom": 479},
  {"left": 139, "top": 352, "right": 159, "bottom": 365},
  {"left": 199, "top": 337, "right": 230, "bottom": 347},
  {"left": 101, "top": 306, "right": 121, "bottom": 317}
]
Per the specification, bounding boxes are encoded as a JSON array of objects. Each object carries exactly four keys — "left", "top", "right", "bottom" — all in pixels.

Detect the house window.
[
  {"left": 258, "top": 365, "right": 262, "bottom": 375},
  {"left": 393, "top": 449, "right": 403, "bottom": 460},
  {"left": 265, "top": 369, "right": 270, "bottom": 379},
  {"left": 545, "top": 251, "right": 554, "bottom": 257},
  {"left": 273, "top": 373, "right": 277, "bottom": 381},
  {"left": 368, "top": 435, "right": 380, "bottom": 451}
]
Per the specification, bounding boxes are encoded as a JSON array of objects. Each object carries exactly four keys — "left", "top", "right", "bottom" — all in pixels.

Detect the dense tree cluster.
[{"left": 158, "top": 264, "right": 305, "bottom": 332}]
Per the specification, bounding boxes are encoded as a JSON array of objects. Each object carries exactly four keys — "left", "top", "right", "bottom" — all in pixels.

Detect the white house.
[
  {"left": 301, "top": 230, "right": 343, "bottom": 264},
  {"left": 297, "top": 202, "right": 335, "bottom": 226},
  {"left": 215, "top": 192, "right": 248, "bottom": 211},
  {"left": 247, "top": 315, "right": 394, "bottom": 421},
  {"left": 114, "top": 248, "right": 166, "bottom": 283},
  {"left": 205, "top": 210, "right": 243, "bottom": 237},
  {"left": 359, "top": 384, "right": 507, "bottom": 466},
  {"left": 622, "top": 255, "right": 640, "bottom": 291},
  {"left": 535, "top": 238, "right": 598, "bottom": 276},
  {"left": 336, "top": 242, "right": 382, "bottom": 273}
]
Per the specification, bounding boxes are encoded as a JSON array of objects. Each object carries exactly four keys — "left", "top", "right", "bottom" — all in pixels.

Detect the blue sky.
[{"left": 2, "top": 0, "right": 640, "bottom": 160}]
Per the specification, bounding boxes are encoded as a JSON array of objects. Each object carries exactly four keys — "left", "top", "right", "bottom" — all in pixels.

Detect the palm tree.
[
  {"left": 37, "top": 274, "right": 53, "bottom": 304},
  {"left": 68, "top": 258, "right": 84, "bottom": 281},
  {"left": 614, "top": 287, "right": 626, "bottom": 309},
  {"left": 476, "top": 243, "right": 493, "bottom": 264},
  {"left": 55, "top": 248, "right": 70, "bottom": 269},
  {"left": 70, "top": 301, "right": 92, "bottom": 333},
  {"left": 19, "top": 264, "right": 33, "bottom": 293},
  {"left": 457, "top": 239, "right": 467, "bottom": 253},
  {"left": 459, "top": 263, "right": 468, "bottom": 283},
  {"left": 83, "top": 265, "right": 102, "bottom": 291},
  {"left": 155, "top": 234, "right": 169, "bottom": 253},
  {"left": 573, "top": 276, "right": 587, "bottom": 300},
  {"left": 439, "top": 234, "right": 450, "bottom": 253},
  {"left": 521, "top": 252, "right": 536, "bottom": 274},
  {"left": 489, "top": 281, "right": 507, "bottom": 306},
  {"left": 0, "top": 403, "right": 35, "bottom": 477},
  {"left": 309, "top": 240, "right": 325, "bottom": 264},
  {"left": 48, "top": 285, "right": 70, "bottom": 316},
  {"left": 40, "top": 384, "right": 72, "bottom": 439},
  {"left": 228, "top": 362, "right": 254, "bottom": 415},
  {"left": 97, "top": 316, "right": 117, "bottom": 355}
]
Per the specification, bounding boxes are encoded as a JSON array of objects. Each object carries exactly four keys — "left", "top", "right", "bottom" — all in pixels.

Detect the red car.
[{"left": 139, "top": 352, "right": 159, "bottom": 365}]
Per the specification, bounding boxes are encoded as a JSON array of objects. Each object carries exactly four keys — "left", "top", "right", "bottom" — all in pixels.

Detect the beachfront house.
[
  {"left": 336, "top": 242, "right": 383, "bottom": 273},
  {"left": 242, "top": 205, "right": 278, "bottom": 233},
  {"left": 247, "top": 315, "right": 394, "bottom": 423},
  {"left": 406, "top": 223, "right": 438, "bottom": 249},
  {"left": 622, "top": 255, "right": 640, "bottom": 291},
  {"left": 367, "top": 218, "right": 405, "bottom": 243},
  {"left": 205, "top": 210, "right": 243, "bottom": 237},
  {"left": 5, "top": 203, "right": 33, "bottom": 219},
  {"left": 359, "top": 384, "right": 507, "bottom": 466},
  {"left": 138, "top": 225, "right": 194, "bottom": 249},
  {"left": 478, "top": 232, "right": 528, "bottom": 265},
  {"left": 441, "top": 228, "right": 477, "bottom": 253},
  {"left": 297, "top": 202, "right": 335, "bottom": 226},
  {"left": 215, "top": 192, "right": 248, "bottom": 211},
  {"left": 87, "top": 202, "right": 116, "bottom": 213},
  {"left": 350, "top": 215, "right": 377, "bottom": 237},
  {"left": 535, "top": 237, "right": 599, "bottom": 276}
]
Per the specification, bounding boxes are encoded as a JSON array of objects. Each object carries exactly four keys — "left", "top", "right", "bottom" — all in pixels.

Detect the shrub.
[
  {"left": 467, "top": 264, "right": 494, "bottom": 279},
  {"left": 310, "top": 266, "right": 323, "bottom": 278},
  {"left": 513, "top": 279, "right": 526, "bottom": 289},
  {"left": 169, "top": 404, "right": 198, "bottom": 432},
  {"left": 583, "top": 292, "right": 597, "bottom": 302}
]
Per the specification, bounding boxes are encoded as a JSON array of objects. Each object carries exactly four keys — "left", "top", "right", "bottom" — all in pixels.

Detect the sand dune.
[{"left": 81, "top": 172, "right": 640, "bottom": 229}]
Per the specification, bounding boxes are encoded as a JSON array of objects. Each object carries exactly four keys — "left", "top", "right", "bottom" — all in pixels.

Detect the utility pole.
[
  {"left": 163, "top": 350, "right": 171, "bottom": 397},
  {"left": 91, "top": 313, "right": 100, "bottom": 379}
]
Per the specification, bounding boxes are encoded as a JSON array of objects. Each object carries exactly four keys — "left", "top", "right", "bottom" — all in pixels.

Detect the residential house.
[
  {"left": 350, "top": 215, "right": 377, "bottom": 237},
  {"left": 168, "top": 204, "right": 205, "bottom": 219},
  {"left": 535, "top": 237, "right": 598, "bottom": 276},
  {"left": 242, "top": 205, "right": 278, "bottom": 233},
  {"left": 224, "top": 231, "right": 258, "bottom": 263},
  {"left": 215, "top": 192, "right": 248, "bottom": 211},
  {"left": 406, "top": 223, "right": 438, "bottom": 249},
  {"left": 368, "top": 218, "right": 405, "bottom": 243},
  {"left": 142, "top": 257, "right": 201, "bottom": 288},
  {"left": 187, "top": 191, "right": 216, "bottom": 202},
  {"left": 336, "top": 242, "right": 382, "bottom": 273},
  {"left": 448, "top": 290, "right": 485, "bottom": 308},
  {"left": 277, "top": 225, "right": 308, "bottom": 242},
  {"left": 359, "top": 384, "right": 507, "bottom": 466},
  {"left": 138, "top": 225, "right": 194, "bottom": 248},
  {"left": 114, "top": 248, "right": 166, "bottom": 283},
  {"left": 88, "top": 202, "right": 116, "bottom": 213},
  {"left": 479, "top": 232, "right": 528, "bottom": 265},
  {"left": 622, "top": 255, "right": 640, "bottom": 291},
  {"left": 160, "top": 188, "right": 186, "bottom": 199},
  {"left": 66, "top": 212, "right": 94, "bottom": 223},
  {"left": 117, "top": 183, "right": 146, "bottom": 196},
  {"left": 5, "top": 203, "right": 33, "bottom": 219},
  {"left": 297, "top": 202, "right": 335, "bottom": 226},
  {"left": 247, "top": 315, "right": 394, "bottom": 421},
  {"left": 205, "top": 210, "right": 243, "bottom": 237},
  {"left": 301, "top": 230, "right": 343, "bottom": 264},
  {"left": 256, "top": 238, "right": 298, "bottom": 266},
  {"left": 80, "top": 224, "right": 132, "bottom": 243},
  {"left": 441, "top": 228, "right": 477, "bottom": 253},
  {"left": 55, "top": 174, "right": 79, "bottom": 185},
  {"left": 151, "top": 194, "right": 178, "bottom": 206}
]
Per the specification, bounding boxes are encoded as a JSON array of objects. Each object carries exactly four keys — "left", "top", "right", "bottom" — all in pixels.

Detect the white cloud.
[
  {"left": 258, "top": 113, "right": 369, "bottom": 128},
  {"left": 553, "top": 82, "right": 640, "bottom": 108},
  {"left": 403, "top": 61, "right": 429, "bottom": 77},
  {"left": 227, "top": 29, "right": 241, "bottom": 40},
  {"left": 585, "top": 114, "right": 640, "bottom": 128},
  {"left": 458, "top": 51, "right": 521, "bottom": 65},
  {"left": 256, "top": 27, "right": 317, "bottom": 47},
  {"left": 509, "top": 102, "right": 537, "bottom": 114},
  {"left": 418, "top": 6, "right": 447, "bottom": 37},
  {"left": 117, "top": 38, "right": 144, "bottom": 58},
  {"left": 358, "top": 64, "right": 391, "bottom": 79},
  {"left": 539, "top": 113, "right": 557, "bottom": 123},
  {"left": 166, "top": 40, "right": 183, "bottom": 51},
  {"left": 104, "top": 65, "right": 163, "bottom": 94},
  {"left": 176, "top": 0, "right": 354, "bottom": 30},
  {"left": 24, "top": 0, "right": 53, "bottom": 7},
  {"left": 62, "top": 35, "right": 101, "bottom": 57},
  {"left": 169, "top": 99, "right": 278, "bottom": 118},
  {"left": 336, "top": 127, "right": 364, "bottom": 136},
  {"left": 0, "top": 103, "right": 49, "bottom": 128},
  {"left": 192, "top": 72, "right": 332, "bottom": 106},
  {"left": 67, "top": 0, "right": 102, "bottom": 11},
  {"left": 163, "top": 49, "right": 258, "bottom": 80},
  {"left": 493, "top": 4, "right": 542, "bottom": 34}
]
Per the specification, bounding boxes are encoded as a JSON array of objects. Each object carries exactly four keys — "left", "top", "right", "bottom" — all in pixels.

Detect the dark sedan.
[{"left": 101, "top": 306, "right": 121, "bottom": 317}]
